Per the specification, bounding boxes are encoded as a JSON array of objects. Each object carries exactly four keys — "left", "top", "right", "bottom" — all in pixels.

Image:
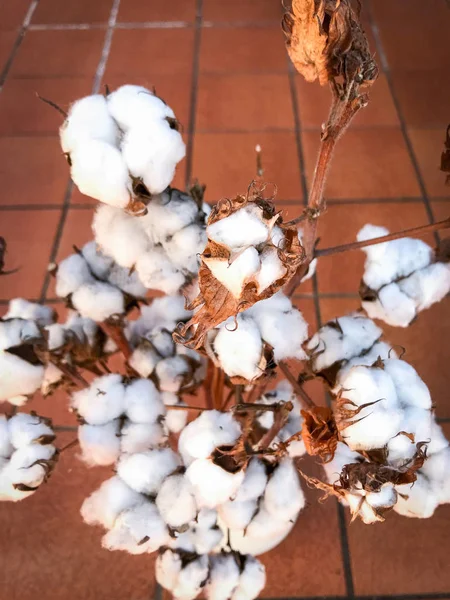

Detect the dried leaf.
[{"left": 301, "top": 406, "right": 338, "bottom": 462}]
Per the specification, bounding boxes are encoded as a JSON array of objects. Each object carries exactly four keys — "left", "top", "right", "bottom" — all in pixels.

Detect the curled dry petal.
[{"left": 301, "top": 406, "right": 338, "bottom": 462}]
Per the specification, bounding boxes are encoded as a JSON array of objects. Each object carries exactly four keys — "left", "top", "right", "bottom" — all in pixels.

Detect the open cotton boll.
[
  {"left": 141, "top": 191, "right": 200, "bottom": 244},
  {"left": 102, "top": 502, "right": 169, "bottom": 554},
  {"left": 45, "top": 323, "right": 66, "bottom": 351},
  {"left": 398, "top": 262, "right": 450, "bottom": 312},
  {"left": 207, "top": 205, "right": 270, "bottom": 250},
  {"left": 251, "top": 304, "right": 308, "bottom": 361},
  {"left": 186, "top": 459, "right": 245, "bottom": 508},
  {"left": 136, "top": 249, "right": 186, "bottom": 295},
  {"left": 256, "top": 246, "right": 287, "bottom": 293},
  {"left": 358, "top": 225, "right": 433, "bottom": 290},
  {"left": 120, "top": 422, "right": 167, "bottom": 454},
  {"left": 323, "top": 442, "right": 360, "bottom": 486},
  {"left": 78, "top": 421, "right": 121, "bottom": 467},
  {"left": 81, "top": 476, "right": 144, "bottom": 529},
  {"left": 0, "top": 352, "right": 44, "bottom": 403},
  {"left": 8, "top": 413, "right": 54, "bottom": 448},
  {"left": 60, "top": 94, "right": 118, "bottom": 154},
  {"left": 234, "top": 459, "right": 267, "bottom": 502},
  {"left": 81, "top": 240, "right": 114, "bottom": 279},
  {"left": 184, "top": 508, "right": 223, "bottom": 554},
  {"left": 65, "top": 311, "right": 98, "bottom": 346},
  {"left": 231, "top": 556, "right": 266, "bottom": 600},
  {"left": 0, "top": 319, "right": 42, "bottom": 350},
  {"left": 0, "top": 416, "right": 13, "bottom": 458},
  {"left": 135, "top": 295, "right": 192, "bottom": 334},
  {"left": 106, "top": 264, "right": 146, "bottom": 298},
  {"left": 156, "top": 549, "right": 183, "bottom": 594},
  {"left": 248, "top": 291, "right": 293, "bottom": 316},
  {"left": 264, "top": 458, "right": 305, "bottom": 521},
  {"left": 93, "top": 205, "right": 150, "bottom": 269},
  {"left": 107, "top": 85, "right": 175, "bottom": 131},
  {"left": 5, "top": 443, "right": 55, "bottom": 488},
  {"left": 117, "top": 448, "right": 181, "bottom": 494},
  {"left": 366, "top": 483, "right": 398, "bottom": 512},
  {"left": 218, "top": 498, "right": 257, "bottom": 530},
  {"left": 56, "top": 253, "right": 94, "bottom": 298},
  {"left": 362, "top": 283, "right": 417, "bottom": 328},
  {"left": 422, "top": 447, "right": 450, "bottom": 503},
  {"left": 156, "top": 473, "right": 197, "bottom": 528},
  {"left": 3, "top": 299, "right": 55, "bottom": 327},
  {"left": 156, "top": 356, "right": 191, "bottom": 393},
  {"left": 129, "top": 341, "right": 160, "bottom": 377},
  {"left": 204, "top": 248, "right": 261, "bottom": 299},
  {"left": 214, "top": 316, "right": 263, "bottom": 381},
  {"left": 383, "top": 359, "right": 432, "bottom": 410},
  {"left": 335, "top": 341, "right": 396, "bottom": 384},
  {"left": 178, "top": 410, "right": 241, "bottom": 466},
  {"left": 70, "top": 140, "right": 131, "bottom": 208},
  {"left": 394, "top": 474, "right": 438, "bottom": 519},
  {"left": 244, "top": 501, "right": 292, "bottom": 539},
  {"left": 386, "top": 408, "right": 431, "bottom": 465},
  {"left": 206, "top": 553, "right": 240, "bottom": 600},
  {"left": 71, "top": 281, "right": 125, "bottom": 321},
  {"left": 307, "top": 314, "right": 382, "bottom": 373},
  {"left": 125, "top": 378, "right": 165, "bottom": 424},
  {"left": 162, "top": 392, "right": 188, "bottom": 434},
  {"left": 163, "top": 224, "right": 207, "bottom": 273},
  {"left": 173, "top": 554, "right": 209, "bottom": 600},
  {"left": 71, "top": 374, "right": 125, "bottom": 425},
  {"left": 149, "top": 329, "right": 175, "bottom": 358}
]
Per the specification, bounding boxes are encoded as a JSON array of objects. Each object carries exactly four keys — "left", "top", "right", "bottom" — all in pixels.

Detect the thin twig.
[
  {"left": 166, "top": 404, "right": 209, "bottom": 412},
  {"left": 278, "top": 361, "right": 315, "bottom": 409},
  {"left": 100, "top": 317, "right": 132, "bottom": 360},
  {"left": 36, "top": 93, "right": 67, "bottom": 117},
  {"left": 220, "top": 387, "right": 236, "bottom": 412},
  {"left": 59, "top": 438, "right": 79, "bottom": 453},
  {"left": 256, "top": 401, "right": 293, "bottom": 450},
  {"left": 315, "top": 217, "right": 450, "bottom": 258},
  {"left": 48, "top": 356, "right": 88, "bottom": 388}
]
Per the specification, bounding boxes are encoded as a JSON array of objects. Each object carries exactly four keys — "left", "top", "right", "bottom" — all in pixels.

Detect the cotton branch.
[
  {"left": 278, "top": 361, "right": 315, "bottom": 409},
  {"left": 100, "top": 315, "right": 132, "bottom": 360}
]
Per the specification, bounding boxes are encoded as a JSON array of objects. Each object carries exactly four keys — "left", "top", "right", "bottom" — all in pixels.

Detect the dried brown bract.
[{"left": 301, "top": 406, "right": 338, "bottom": 461}]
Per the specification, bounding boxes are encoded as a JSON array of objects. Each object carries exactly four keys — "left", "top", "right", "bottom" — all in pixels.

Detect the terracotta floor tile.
[
  {"left": 118, "top": 0, "right": 196, "bottom": 23},
  {"left": 32, "top": 0, "right": 113, "bottom": 24},
  {"left": 0, "top": 209, "right": 60, "bottom": 299},
  {"left": 106, "top": 29, "right": 194, "bottom": 78},
  {"left": 0, "top": 434, "right": 157, "bottom": 600},
  {"left": 302, "top": 129, "right": 421, "bottom": 199},
  {"left": 0, "top": 0, "right": 31, "bottom": 31},
  {"left": 315, "top": 202, "right": 430, "bottom": 294},
  {"left": 10, "top": 30, "right": 105, "bottom": 78},
  {"left": 192, "top": 132, "right": 303, "bottom": 202},
  {"left": 0, "top": 137, "right": 68, "bottom": 207},
  {"left": 203, "top": 0, "right": 282, "bottom": 22},
  {"left": 391, "top": 70, "right": 450, "bottom": 127},
  {"left": 200, "top": 27, "right": 287, "bottom": 73},
  {"left": 408, "top": 129, "right": 450, "bottom": 198},
  {"left": 295, "top": 74, "right": 399, "bottom": 129},
  {"left": 196, "top": 73, "right": 294, "bottom": 132},
  {"left": 371, "top": 0, "right": 450, "bottom": 26},
  {"left": 0, "top": 77, "right": 93, "bottom": 135},
  {"left": 0, "top": 31, "right": 16, "bottom": 73}
]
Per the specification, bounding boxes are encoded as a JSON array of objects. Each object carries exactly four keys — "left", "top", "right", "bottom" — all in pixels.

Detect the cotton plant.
[{"left": 2, "top": 2, "right": 450, "bottom": 599}]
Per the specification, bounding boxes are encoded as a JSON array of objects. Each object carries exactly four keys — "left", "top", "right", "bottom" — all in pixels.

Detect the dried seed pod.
[{"left": 301, "top": 406, "right": 338, "bottom": 462}]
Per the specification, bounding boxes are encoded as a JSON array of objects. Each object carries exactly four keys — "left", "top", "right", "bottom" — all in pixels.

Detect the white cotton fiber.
[
  {"left": 107, "top": 85, "right": 175, "bottom": 131},
  {"left": 382, "top": 359, "right": 432, "bottom": 410},
  {"left": 163, "top": 223, "right": 206, "bottom": 273},
  {"left": 186, "top": 458, "right": 244, "bottom": 508},
  {"left": 264, "top": 458, "right": 305, "bottom": 521},
  {"left": 60, "top": 94, "right": 118, "bottom": 154},
  {"left": 207, "top": 205, "right": 269, "bottom": 249},
  {"left": 8, "top": 413, "right": 54, "bottom": 448},
  {"left": 56, "top": 253, "right": 93, "bottom": 298},
  {"left": 136, "top": 248, "right": 185, "bottom": 295},
  {"left": 218, "top": 498, "right": 257, "bottom": 530},
  {"left": 0, "top": 416, "right": 13, "bottom": 458},
  {"left": 214, "top": 315, "right": 263, "bottom": 381},
  {"left": 231, "top": 556, "right": 266, "bottom": 600},
  {"left": 128, "top": 342, "right": 159, "bottom": 378},
  {"left": 206, "top": 553, "right": 240, "bottom": 600},
  {"left": 234, "top": 458, "right": 267, "bottom": 502},
  {"left": 173, "top": 554, "right": 209, "bottom": 600},
  {"left": 156, "top": 356, "right": 190, "bottom": 393},
  {"left": 81, "top": 476, "right": 144, "bottom": 529},
  {"left": 0, "top": 352, "right": 44, "bottom": 403},
  {"left": 81, "top": 240, "right": 114, "bottom": 279},
  {"left": 162, "top": 392, "right": 188, "bottom": 434},
  {"left": 4, "top": 299, "right": 55, "bottom": 327},
  {"left": 78, "top": 421, "right": 121, "bottom": 467},
  {"left": 394, "top": 474, "right": 438, "bottom": 519},
  {"left": 362, "top": 283, "right": 416, "bottom": 328},
  {"left": 142, "top": 191, "right": 200, "bottom": 244},
  {"left": 156, "top": 549, "right": 183, "bottom": 594},
  {"left": 3, "top": 444, "right": 55, "bottom": 496},
  {"left": 71, "top": 374, "right": 125, "bottom": 425},
  {"left": 399, "top": 262, "right": 450, "bottom": 312},
  {"left": 256, "top": 246, "right": 286, "bottom": 292},
  {"left": 120, "top": 421, "right": 167, "bottom": 454},
  {"left": 71, "top": 281, "right": 125, "bottom": 321},
  {"left": 205, "top": 248, "right": 260, "bottom": 299},
  {"left": 107, "top": 264, "right": 146, "bottom": 298},
  {"left": 117, "top": 448, "right": 181, "bottom": 494},
  {"left": 156, "top": 473, "right": 197, "bottom": 528},
  {"left": 124, "top": 378, "right": 165, "bottom": 423}
]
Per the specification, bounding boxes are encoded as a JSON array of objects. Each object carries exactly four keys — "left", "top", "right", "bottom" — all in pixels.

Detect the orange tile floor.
[{"left": 0, "top": 0, "right": 449, "bottom": 598}]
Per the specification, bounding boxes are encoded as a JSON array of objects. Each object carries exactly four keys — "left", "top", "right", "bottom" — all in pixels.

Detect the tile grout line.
[
  {"left": 26, "top": 19, "right": 280, "bottom": 31},
  {"left": 38, "top": 0, "right": 122, "bottom": 303},
  {"left": 184, "top": 0, "right": 203, "bottom": 189}
]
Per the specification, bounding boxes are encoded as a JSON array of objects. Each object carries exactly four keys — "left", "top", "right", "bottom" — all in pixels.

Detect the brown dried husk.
[
  {"left": 301, "top": 406, "right": 338, "bottom": 462},
  {"left": 174, "top": 190, "right": 305, "bottom": 350}
]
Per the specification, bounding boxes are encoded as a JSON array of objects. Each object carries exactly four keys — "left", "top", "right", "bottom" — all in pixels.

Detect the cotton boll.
[
  {"left": 323, "top": 442, "right": 360, "bottom": 485},
  {"left": 102, "top": 502, "right": 169, "bottom": 554},
  {"left": 134, "top": 295, "right": 191, "bottom": 333},
  {"left": 71, "top": 374, "right": 126, "bottom": 425},
  {"left": 121, "top": 421, "right": 168, "bottom": 454},
  {"left": 214, "top": 316, "right": 263, "bottom": 381},
  {"left": 231, "top": 556, "right": 266, "bottom": 600},
  {"left": 252, "top": 304, "right": 308, "bottom": 361},
  {"left": 366, "top": 483, "right": 397, "bottom": 510},
  {"left": 394, "top": 474, "right": 438, "bottom": 519},
  {"left": 56, "top": 253, "right": 94, "bottom": 298},
  {"left": 142, "top": 191, "right": 200, "bottom": 244},
  {"left": 207, "top": 205, "right": 269, "bottom": 250},
  {"left": 45, "top": 324, "right": 66, "bottom": 352},
  {"left": 125, "top": 378, "right": 165, "bottom": 424},
  {"left": 156, "top": 473, "right": 197, "bottom": 528},
  {"left": 107, "top": 85, "right": 175, "bottom": 131},
  {"left": 81, "top": 240, "right": 114, "bottom": 279},
  {"left": 4, "top": 299, "right": 55, "bottom": 327},
  {"left": 136, "top": 248, "right": 185, "bottom": 295},
  {"left": 0, "top": 352, "right": 44, "bottom": 403},
  {"left": 0, "top": 416, "right": 13, "bottom": 458},
  {"left": 336, "top": 341, "right": 396, "bottom": 383},
  {"left": 117, "top": 448, "right": 181, "bottom": 494},
  {"left": 244, "top": 501, "right": 292, "bottom": 539},
  {"left": 8, "top": 413, "right": 54, "bottom": 448},
  {"left": 248, "top": 291, "right": 293, "bottom": 316},
  {"left": 422, "top": 447, "right": 450, "bottom": 503},
  {"left": 78, "top": 421, "right": 121, "bottom": 467},
  {"left": 186, "top": 459, "right": 245, "bottom": 508},
  {"left": 178, "top": 410, "right": 241, "bottom": 466},
  {"left": 128, "top": 343, "right": 159, "bottom": 378},
  {"left": 162, "top": 392, "right": 188, "bottom": 434},
  {"left": 70, "top": 140, "right": 131, "bottom": 208},
  {"left": 427, "top": 421, "right": 450, "bottom": 456},
  {"left": 60, "top": 94, "right": 118, "bottom": 154},
  {"left": 256, "top": 246, "right": 287, "bottom": 293},
  {"left": 206, "top": 553, "right": 240, "bottom": 600},
  {"left": 218, "top": 498, "right": 257, "bottom": 530},
  {"left": 5, "top": 443, "right": 55, "bottom": 489},
  {"left": 149, "top": 329, "right": 175, "bottom": 358},
  {"left": 81, "top": 476, "right": 145, "bottom": 529},
  {"left": 399, "top": 262, "right": 450, "bottom": 312},
  {"left": 362, "top": 283, "right": 416, "bottom": 328},
  {"left": 383, "top": 359, "right": 432, "bottom": 410},
  {"left": 234, "top": 459, "right": 267, "bottom": 502},
  {"left": 156, "top": 549, "right": 183, "bottom": 594},
  {"left": 264, "top": 458, "right": 305, "bottom": 521},
  {"left": 156, "top": 356, "right": 191, "bottom": 393},
  {"left": 0, "top": 319, "right": 37, "bottom": 350},
  {"left": 71, "top": 281, "right": 125, "bottom": 321},
  {"left": 205, "top": 247, "right": 261, "bottom": 299},
  {"left": 173, "top": 554, "right": 209, "bottom": 600},
  {"left": 187, "top": 508, "right": 224, "bottom": 554},
  {"left": 387, "top": 409, "right": 431, "bottom": 465},
  {"left": 163, "top": 224, "right": 206, "bottom": 273},
  {"left": 65, "top": 312, "right": 98, "bottom": 347},
  {"left": 93, "top": 205, "right": 150, "bottom": 269},
  {"left": 107, "top": 264, "right": 146, "bottom": 298}
]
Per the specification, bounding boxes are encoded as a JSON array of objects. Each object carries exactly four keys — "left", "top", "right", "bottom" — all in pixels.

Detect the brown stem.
[
  {"left": 59, "top": 438, "right": 79, "bottom": 453},
  {"left": 278, "top": 361, "right": 315, "bottom": 409},
  {"left": 256, "top": 401, "right": 293, "bottom": 450},
  {"left": 315, "top": 217, "right": 450, "bottom": 258},
  {"left": 204, "top": 359, "right": 215, "bottom": 410},
  {"left": 166, "top": 404, "right": 209, "bottom": 412},
  {"left": 220, "top": 388, "right": 235, "bottom": 412},
  {"left": 100, "top": 317, "right": 132, "bottom": 360},
  {"left": 48, "top": 356, "right": 88, "bottom": 388}
]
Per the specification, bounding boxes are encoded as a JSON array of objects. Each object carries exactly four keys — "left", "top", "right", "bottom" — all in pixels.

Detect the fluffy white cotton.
[
  {"left": 65, "top": 312, "right": 98, "bottom": 347},
  {"left": 394, "top": 474, "right": 438, "bottom": 519},
  {"left": 162, "top": 393, "right": 188, "bottom": 434},
  {"left": 207, "top": 205, "right": 270, "bottom": 249},
  {"left": 362, "top": 283, "right": 416, "bottom": 328},
  {"left": 178, "top": 411, "right": 241, "bottom": 466},
  {"left": 256, "top": 246, "right": 287, "bottom": 292},
  {"left": 231, "top": 556, "right": 266, "bottom": 600},
  {"left": 156, "top": 473, "right": 197, "bottom": 528},
  {"left": 1, "top": 443, "right": 56, "bottom": 500},
  {"left": 71, "top": 374, "right": 126, "bottom": 425},
  {"left": 8, "top": 413, "right": 54, "bottom": 448},
  {"left": 3, "top": 299, "right": 55, "bottom": 327},
  {"left": 129, "top": 342, "right": 159, "bottom": 378},
  {"left": 125, "top": 378, "right": 165, "bottom": 423},
  {"left": 172, "top": 508, "right": 223, "bottom": 555},
  {"left": 399, "top": 262, "right": 450, "bottom": 312},
  {"left": 214, "top": 316, "right": 263, "bottom": 381},
  {"left": 307, "top": 313, "right": 382, "bottom": 372},
  {"left": 102, "top": 501, "right": 169, "bottom": 554},
  {"left": 156, "top": 549, "right": 183, "bottom": 594},
  {"left": 117, "top": 448, "right": 181, "bottom": 494},
  {"left": 120, "top": 421, "right": 167, "bottom": 454},
  {"left": 56, "top": 253, "right": 94, "bottom": 298},
  {"left": 70, "top": 140, "right": 131, "bottom": 208},
  {"left": 173, "top": 554, "right": 209, "bottom": 600},
  {"left": 163, "top": 223, "right": 206, "bottom": 273},
  {"left": 81, "top": 240, "right": 114, "bottom": 279},
  {"left": 71, "top": 281, "right": 125, "bottom": 321},
  {"left": 156, "top": 356, "right": 190, "bottom": 393},
  {"left": 234, "top": 459, "right": 267, "bottom": 502},
  {"left": 186, "top": 458, "right": 245, "bottom": 508},
  {"left": 107, "top": 85, "right": 175, "bottom": 131},
  {"left": 206, "top": 553, "right": 240, "bottom": 600},
  {"left": 264, "top": 458, "right": 305, "bottom": 521},
  {"left": 204, "top": 248, "right": 260, "bottom": 299},
  {"left": 60, "top": 94, "right": 118, "bottom": 154},
  {"left": 136, "top": 248, "right": 185, "bottom": 295},
  {"left": 81, "top": 476, "right": 144, "bottom": 529},
  {"left": 0, "top": 416, "right": 13, "bottom": 458},
  {"left": 78, "top": 421, "right": 121, "bottom": 467},
  {"left": 107, "top": 264, "right": 146, "bottom": 298},
  {"left": 0, "top": 352, "right": 44, "bottom": 403},
  {"left": 218, "top": 498, "right": 257, "bottom": 530},
  {"left": 142, "top": 191, "right": 200, "bottom": 244},
  {"left": 382, "top": 359, "right": 432, "bottom": 410},
  {"left": 131, "top": 295, "right": 191, "bottom": 335}
]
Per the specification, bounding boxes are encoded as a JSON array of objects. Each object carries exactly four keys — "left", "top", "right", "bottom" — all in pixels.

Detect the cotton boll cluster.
[
  {"left": 358, "top": 224, "right": 450, "bottom": 327},
  {"left": 0, "top": 413, "right": 57, "bottom": 501},
  {"left": 3, "top": 299, "right": 55, "bottom": 327},
  {"left": 156, "top": 548, "right": 209, "bottom": 600},
  {"left": 61, "top": 86, "right": 185, "bottom": 210},
  {"left": 93, "top": 188, "right": 207, "bottom": 295},
  {"left": 213, "top": 293, "right": 308, "bottom": 383}
]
